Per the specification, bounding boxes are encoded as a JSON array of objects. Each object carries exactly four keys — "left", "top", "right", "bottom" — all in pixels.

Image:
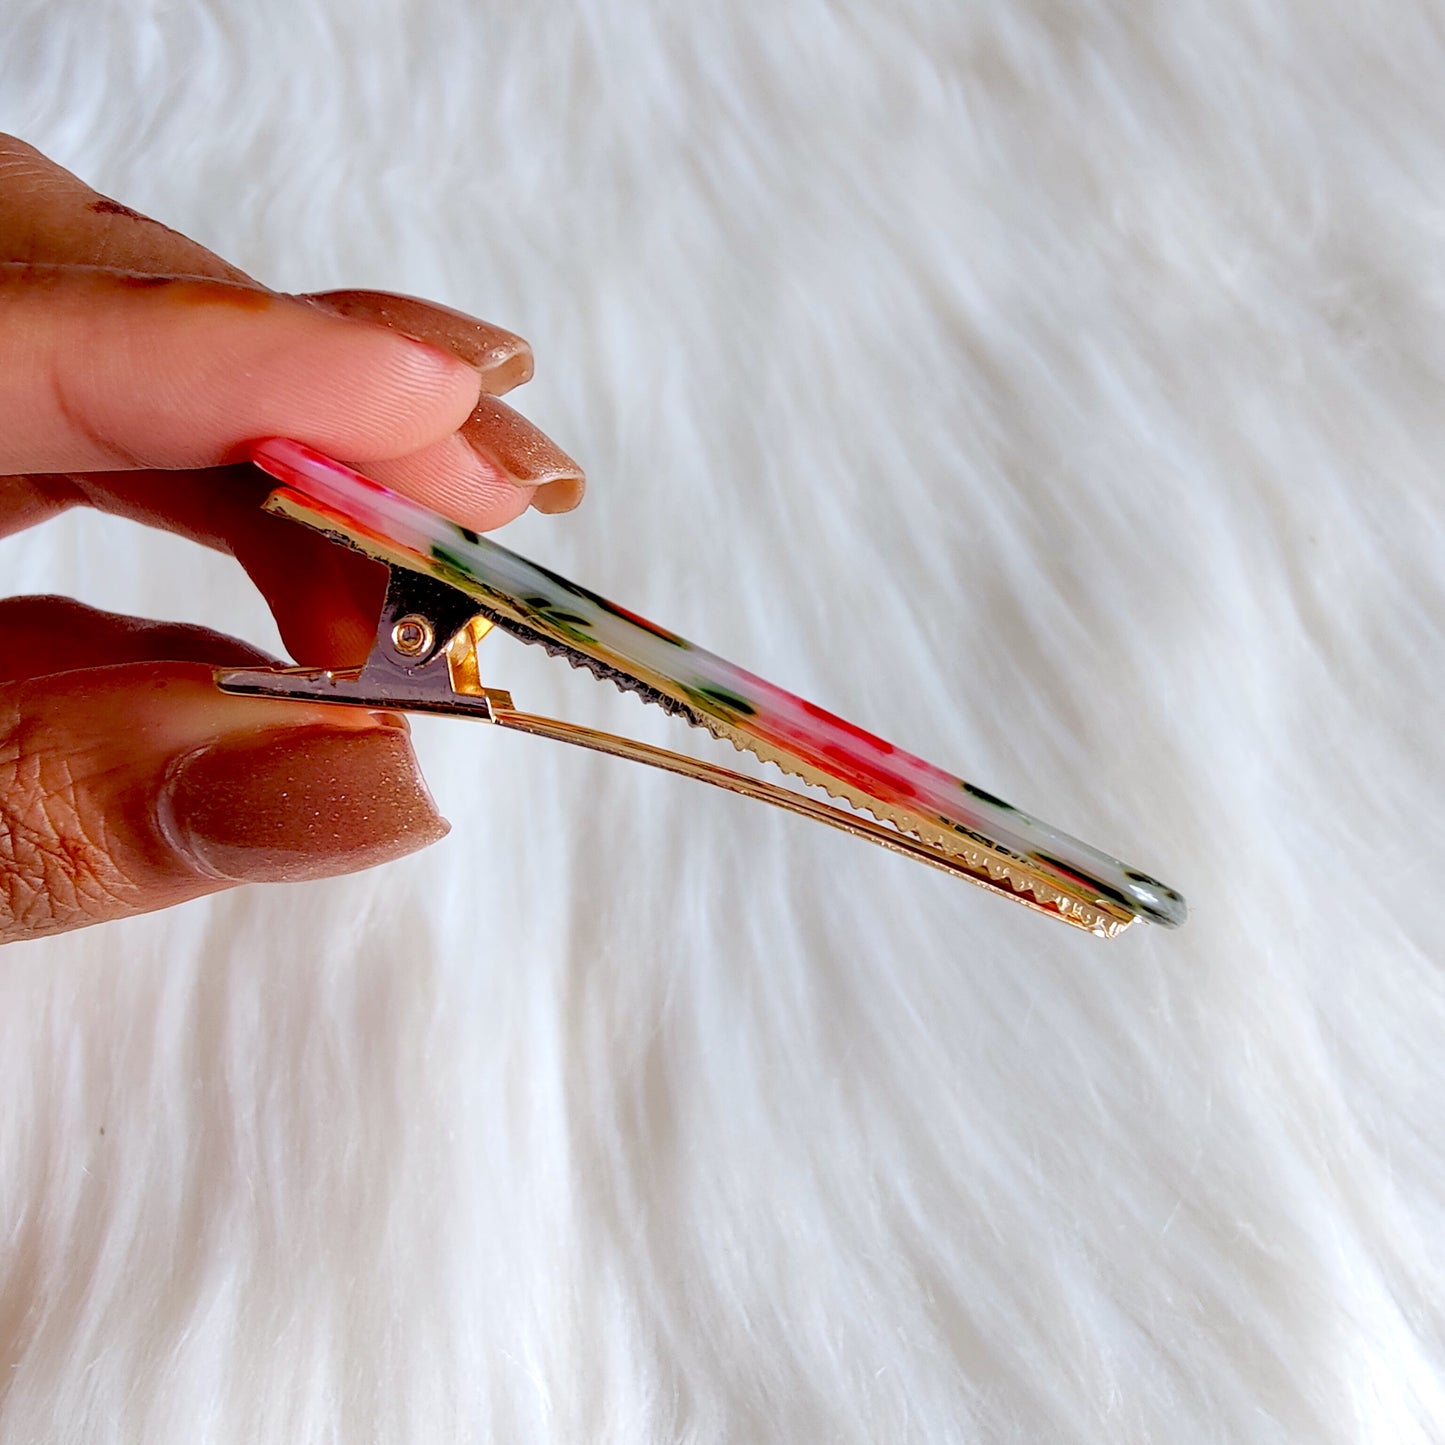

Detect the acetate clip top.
[{"left": 216, "top": 439, "right": 1187, "bottom": 937}]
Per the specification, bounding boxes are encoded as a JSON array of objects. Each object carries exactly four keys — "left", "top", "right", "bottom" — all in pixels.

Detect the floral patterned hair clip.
[{"left": 217, "top": 439, "right": 1186, "bottom": 937}]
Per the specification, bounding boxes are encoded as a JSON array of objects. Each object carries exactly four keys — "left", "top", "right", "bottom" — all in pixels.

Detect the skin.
[{"left": 0, "top": 136, "right": 587, "bottom": 943}]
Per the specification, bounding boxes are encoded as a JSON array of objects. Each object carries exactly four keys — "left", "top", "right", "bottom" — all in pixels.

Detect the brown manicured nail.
[
  {"left": 463, "top": 394, "right": 586, "bottom": 498},
  {"left": 158, "top": 724, "right": 448, "bottom": 883},
  {"left": 529, "top": 476, "right": 587, "bottom": 514},
  {"left": 298, "top": 290, "right": 534, "bottom": 393}
]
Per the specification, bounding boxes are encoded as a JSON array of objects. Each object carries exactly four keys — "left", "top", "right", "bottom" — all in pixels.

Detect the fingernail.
[
  {"left": 530, "top": 475, "right": 587, "bottom": 514},
  {"left": 299, "top": 290, "right": 534, "bottom": 393},
  {"left": 158, "top": 724, "right": 448, "bottom": 883},
  {"left": 463, "top": 394, "right": 586, "bottom": 498}
]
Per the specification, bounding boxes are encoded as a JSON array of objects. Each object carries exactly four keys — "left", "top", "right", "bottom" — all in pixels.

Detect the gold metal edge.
[
  {"left": 489, "top": 707, "right": 1129, "bottom": 938},
  {"left": 687, "top": 712, "right": 1134, "bottom": 938}
]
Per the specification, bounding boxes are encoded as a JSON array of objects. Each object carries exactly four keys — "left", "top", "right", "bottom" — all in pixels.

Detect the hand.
[{"left": 0, "top": 136, "right": 585, "bottom": 944}]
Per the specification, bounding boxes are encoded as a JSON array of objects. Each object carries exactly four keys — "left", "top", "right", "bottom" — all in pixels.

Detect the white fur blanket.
[{"left": 3, "top": 2, "right": 1443, "bottom": 1440}]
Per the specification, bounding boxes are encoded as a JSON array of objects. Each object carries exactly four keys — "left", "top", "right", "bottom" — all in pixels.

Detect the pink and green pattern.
[{"left": 245, "top": 438, "right": 1186, "bottom": 931}]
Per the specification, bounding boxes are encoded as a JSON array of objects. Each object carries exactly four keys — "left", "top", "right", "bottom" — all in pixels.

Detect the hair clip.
[{"left": 215, "top": 438, "right": 1186, "bottom": 937}]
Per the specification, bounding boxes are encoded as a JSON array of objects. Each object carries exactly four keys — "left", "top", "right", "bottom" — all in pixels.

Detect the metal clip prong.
[{"left": 217, "top": 564, "right": 1134, "bottom": 934}]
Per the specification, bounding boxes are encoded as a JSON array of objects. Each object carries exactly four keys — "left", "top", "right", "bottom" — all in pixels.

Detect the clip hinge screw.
[{"left": 391, "top": 615, "right": 435, "bottom": 658}]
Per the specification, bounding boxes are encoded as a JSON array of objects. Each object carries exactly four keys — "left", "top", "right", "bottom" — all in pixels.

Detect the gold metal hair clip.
[{"left": 217, "top": 440, "right": 1188, "bottom": 938}]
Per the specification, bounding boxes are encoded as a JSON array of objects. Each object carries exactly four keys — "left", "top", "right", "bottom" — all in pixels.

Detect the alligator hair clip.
[{"left": 216, "top": 439, "right": 1187, "bottom": 938}]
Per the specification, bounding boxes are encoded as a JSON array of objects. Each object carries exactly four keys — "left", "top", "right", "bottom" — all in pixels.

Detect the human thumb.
[{"left": 1, "top": 654, "right": 446, "bottom": 944}]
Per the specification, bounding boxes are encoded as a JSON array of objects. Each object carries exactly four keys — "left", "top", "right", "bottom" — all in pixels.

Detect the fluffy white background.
[{"left": 2, "top": 1, "right": 1444, "bottom": 1440}]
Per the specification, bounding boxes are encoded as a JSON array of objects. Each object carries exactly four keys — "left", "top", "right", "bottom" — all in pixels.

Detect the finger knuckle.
[{"left": 0, "top": 708, "right": 131, "bottom": 942}]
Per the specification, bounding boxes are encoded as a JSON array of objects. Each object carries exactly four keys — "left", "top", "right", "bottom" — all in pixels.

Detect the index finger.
[
  {"left": 1, "top": 136, "right": 582, "bottom": 520},
  {"left": 0, "top": 263, "right": 482, "bottom": 474},
  {"left": 0, "top": 135, "right": 537, "bottom": 401}
]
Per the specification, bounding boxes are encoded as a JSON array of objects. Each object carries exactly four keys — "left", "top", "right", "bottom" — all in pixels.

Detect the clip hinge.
[{"left": 217, "top": 563, "right": 501, "bottom": 717}]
